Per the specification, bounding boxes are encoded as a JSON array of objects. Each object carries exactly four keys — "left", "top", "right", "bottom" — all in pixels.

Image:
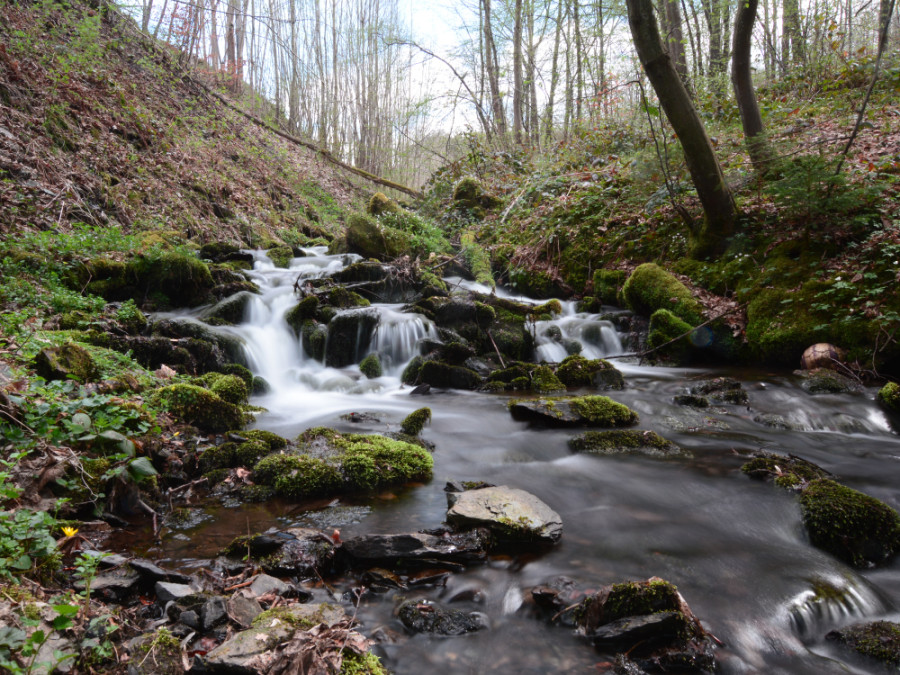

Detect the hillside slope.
[{"left": 0, "top": 0, "right": 361, "bottom": 242}]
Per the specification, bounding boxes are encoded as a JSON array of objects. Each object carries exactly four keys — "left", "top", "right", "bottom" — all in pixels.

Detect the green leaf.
[
  {"left": 127, "top": 457, "right": 157, "bottom": 481},
  {"left": 11, "top": 554, "right": 32, "bottom": 570},
  {"left": 71, "top": 412, "right": 92, "bottom": 431},
  {"left": 53, "top": 604, "right": 80, "bottom": 617}
]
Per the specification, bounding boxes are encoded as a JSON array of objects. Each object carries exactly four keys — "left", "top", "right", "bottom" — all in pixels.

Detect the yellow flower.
[{"left": 61, "top": 526, "right": 78, "bottom": 538}]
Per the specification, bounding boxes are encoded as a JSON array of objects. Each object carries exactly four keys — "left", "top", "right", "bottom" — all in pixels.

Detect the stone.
[
  {"left": 569, "top": 430, "right": 688, "bottom": 458},
  {"left": 341, "top": 530, "right": 490, "bottom": 565},
  {"left": 33, "top": 343, "right": 98, "bottom": 382},
  {"left": 129, "top": 558, "right": 192, "bottom": 584},
  {"left": 249, "top": 574, "right": 290, "bottom": 597},
  {"left": 324, "top": 310, "right": 379, "bottom": 367},
  {"left": 797, "top": 368, "right": 863, "bottom": 394},
  {"left": 179, "top": 609, "right": 200, "bottom": 629},
  {"left": 397, "top": 599, "right": 486, "bottom": 636},
  {"left": 590, "top": 611, "right": 685, "bottom": 650},
  {"left": 76, "top": 568, "right": 140, "bottom": 602},
  {"left": 826, "top": 620, "right": 900, "bottom": 666},
  {"left": 227, "top": 593, "right": 263, "bottom": 628},
  {"left": 201, "top": 596, "right": 228, "bottom": 630},
  {"left": 223, "top": 529, "right": 336, "bottom": 578},
  {"left": 690, "top": 377, "right": 749, "bottom": 404},
  {"left": 446, "top": 485, "right": 563, "bottom": 544},
  {"left": 155, "top": 581, "right": 196, "bottom": 604},
  {"left": 509, "top": 395, "right": 639, "bottom": 428}
]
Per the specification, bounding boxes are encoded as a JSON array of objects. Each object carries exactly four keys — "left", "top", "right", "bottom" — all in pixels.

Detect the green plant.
[{"left": 0, "top": 603, "right": 78, "bottom": 674}]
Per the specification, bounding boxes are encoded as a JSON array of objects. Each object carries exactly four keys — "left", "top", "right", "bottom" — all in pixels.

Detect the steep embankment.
[{"left": 0, "top": 0, "right": 360, "bottom": 241}]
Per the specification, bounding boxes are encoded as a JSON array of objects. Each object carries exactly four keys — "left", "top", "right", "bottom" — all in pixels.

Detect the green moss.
[
  {"left": 301, "top": 320, "right": 327, "bottom": 361},
  {"left": 233, "top": 440, "right": 271, "bottom": 467},
  {"left": 198, "top": 442, "right": 237, "bottom": 473},
  {"left": 340, "top": 651, "right": 389, "bottom": 675},
  {"left": 359, "top": 353, "right": 383, "bottom": 378},
  {"left": 340, "top": 435, "right": 433, "bottom": 491},
  {"left": 209, "top": 374, "right": 250, "bottom": 405},
  {"left": 556, "top": 355, "right": 624, "bottom": 389},
  {"left": 124, "top": 251, "right": 215, "bottom": 308},
  {"left": 286, "top": 296, "right": 320, "bottom": 335},
  {"left": 570, "top": 395, "right": 639, "bottom": 426},
  {"left": 647, "top": 309, "right": 695, "bottom": 363},
  {"left": 621, "top": 263, "right": 704, "bottom": 325},
  {"left": 568, "top": 429, "right": 680, "bottom": 456},
  {"left": 152, "top": 383, "right": 244, "bottom": 432},
  {"left": 33, "top": 343, "right": 99, "bottom": 382},
  {"left": 344, "top": 213, "right": 412, "bottom": 260},
  {"left": 532, "top": 365, "right": 566, "bottom": 394},
  {"left": 252, "top": 606, "right": 317, "bottom": 630},
  {"left": 255, "top": 454, "right": 343, "bottom": 498},
  {"left": 219, "top": 363, "right": 254, "bottom": 388},
  {"left": 741, "top": 452, "right": 828, "bottom": 488},
  {"left": 234, "top": 429, "right": 288, "bottom": 450},
  {"left": 800, "top": 479, "right": 900, "bottom": 567},
  {"left": 328, "top": 287, "right": 370, "bottom": 309},
  {"left": 419, "top": 360, "right": 481, "bottom": 390},
  {"left": 488, "top": 365, "right": 529, "bottom": 383},
  {"left": 603, "top": 579, "right": 682, "bottom": 622},
  {"left": 877, "top": 381, "right": 900, "bottom": 413},
  {"left": 401, "top": 355, "right": 425, "bottom": 385},
  {"left": 827, "top": 621, "right": 900, "bottom": 666},
  {"left": 266, "top": 245, "right": 294, "bottom": 268},
  {"left": 367, "top": 192, "right": 401, "bottom": 216},
  {"left": 460, "top": 232, "right": 494, "bottom": 288},
  {"left": 400, "top": 407, "right": 432, "bottom": 435},
  {"left": 593, "top": 269, "right": 627, "bottom": 306}
]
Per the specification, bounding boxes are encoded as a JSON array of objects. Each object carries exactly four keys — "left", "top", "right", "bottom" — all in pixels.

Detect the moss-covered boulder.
[
  {"left": 400, "top": 407, "right": 431, "bottom": 436},
  {"left": 194, "top": 372, "right": 250, "bottom": 405},
  {"left": 203, "top": 291, "right": 254, "bottom": 325},
  {"left": 153, "top": 383, "right": 244, "bottom": 433},
  {"left": 33, "top": 343, "right": 98, "bottom": 382},
  {"left": 418, "top": 360, "right": 481, "bottom": 390},
  {"left": 800, "top": 479, "right": 900, "bottom": 567},
  {"left": 622, "top": 263, "right": 704, "bottom": 325},
  {"left": 647, "top": 309, "right": 695, "bottom": 364},
  {"left": 452, "top": 176, "right": 501, "bottom": 213},
  {"left": 460, "top": 232, "right": 495, "bottom": 288},
  {"left": 532, "top": 365, "right": 566, "bottom": 394},
  {"left": 266, "top": 245, "right": 294, "bottom": 268},
  {"left": 593, "top": 269, "right": 627, "bottom": 306},
  {"left": 359, "top": 353, "right": 383, "bottom": 378},
  {"left": 797, "top": 368, "right": 863, "bottom": 395},
  {"left": 125, "top": 251, "right": 216, "bottom": 308},
  {"left": 367, "top": 192, "right": 402, "bottom": 216},
  {"left": 510, "top": 395, "right": 639, "bottom": 428},
  {"left": 556, "top": 355, "right": 624, "bottom": 389},
  {"left": 254, "top": 454, "right": 343, "bottom": 498},
  {"left": 325, "top": 311, "right": 379, "bottom": 367},
  {"left": 741, "top": 452, "right": 830, "bottom": 490},
  {"left": 342, "top": 213, "right": 411, "bottom": 260},
  {"left": 826, "top": 621, "right": 900, "bottom": 667},
  {"left": 878, "top": 381, "right": 900, "bottom": 413},
  {"left": 569, "top": 430, "right": 687, "bottom": 458},
  {"left": 326, "top": 286, "right": 370, "bottom": 309},
  {"left": 285, "top": 296, "right": 320, "bottom": 336}
]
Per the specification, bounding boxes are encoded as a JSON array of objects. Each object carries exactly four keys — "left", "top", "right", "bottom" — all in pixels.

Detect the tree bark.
[
  {"left": 513, "top": 0, "right": 524, "bottom": 144},
  {"left": 731, "top": 0, "right": 773, "bottom": 175},
  {"left": 626, "top": 0, "right": 737, "bottom": 256}
]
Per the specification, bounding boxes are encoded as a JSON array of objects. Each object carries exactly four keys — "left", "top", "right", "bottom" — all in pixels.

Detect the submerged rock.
[
  {"left": 398, "top": 598, "right": 486, "bottom": 636},
  {"left": 690, "top": 377, "right": 749, "bottom": 405},
  {"left": 741, "top": 451, "right": 830, "bottom": 490},
  {"left": 796, "top": 368, "right": 863, "bottom": 395},
  {"left": 800, "top": 479, "right": 900, "bottom": 567},
  {"left": 569, "top": 430, "right": 688, "bottom": 458},
  {"left": 555, "top": 355, "right": 625, "bottom": 390},
  {"left": 509, "top": 395, "right": 639, "bottom": 428},
  {"left": 446, "top": 485, "right": 563, "bottom": 544},
  {"left": 826, "top": 620, "right": 900, "bottom": 667},
  {"left": 341, "top": 530, "right": 490, "bottom": 565}
]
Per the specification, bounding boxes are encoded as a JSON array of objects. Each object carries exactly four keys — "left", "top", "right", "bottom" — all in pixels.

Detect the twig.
[{"left": 486, "top": 330, "right": 507, "bottom": 369}]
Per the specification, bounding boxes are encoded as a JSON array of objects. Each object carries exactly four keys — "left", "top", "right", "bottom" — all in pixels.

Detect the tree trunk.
[
  {"left": 664, "top": 0, "right": 688, "bottom": 84},
  {"left": 731, "top": 0, "right": 774, "bottom": 175},
  {"left": 513, "top": 0, "right": 524, "bottom": 144},
  {"left": 482, "top": 0, "right": 507, "bottom": 138},
  {"left": 626, "top": 0, "right": 737, "bottom": 257},
  {"left": 544, "top": 0, "right": 564, "bottom": 140}
]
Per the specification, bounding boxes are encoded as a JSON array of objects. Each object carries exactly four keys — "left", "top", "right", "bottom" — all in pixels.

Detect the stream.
[{"left": 142, "top": 248, "right": 900, "bottom": 673}]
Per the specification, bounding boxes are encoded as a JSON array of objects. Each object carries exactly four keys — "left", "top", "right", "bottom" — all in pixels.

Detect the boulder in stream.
[
  {"left": 324, "top": 310, "right": 379, "bottom": 367},
  {"left": 556, "top": 355, "right": 625, "bottom": 390},
  {"left": 741, "top": 451, "right": 830, "bottom": 490},
  {"left": 397, "top": 598, "right": 486, "bottom": 636},
  {"left": 796, "top": 368, "right": 863, "bottom": 394},
  {"left": 341, "top": 529, "right": 491, "bottom": 566},
  {"left": 446, "top": 485, "right": 563, "bottom": 544},
  {"left": 826, "top": 620, "right": 900, "bottom": 667},
  {"left": 509, "top": 395, "right": 639, "bottom": 428},
  {"left": 569, "top": 430, "right": 688, "bottom": 458},
  {"left": 221, "top": 527, "right": 336, "bottom": 577},
  {"left": 689, "top": 377, "right": 749, "bottom": 405},
  {"left": 800, "top": 478, "right": 900, "bottom": 567},
  {"left": 877, "top": 381, "right": 900, "bottom": 413}
]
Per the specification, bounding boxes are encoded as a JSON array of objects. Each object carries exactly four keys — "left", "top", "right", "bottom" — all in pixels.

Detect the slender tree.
[{"left": 732, "top": 0, "right": 774, "bottom": 174}]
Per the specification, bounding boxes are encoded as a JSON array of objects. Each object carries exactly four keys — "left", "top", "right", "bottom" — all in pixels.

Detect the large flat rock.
[{"left": 446, "top": 486, "right": 562, "bottom": 543}]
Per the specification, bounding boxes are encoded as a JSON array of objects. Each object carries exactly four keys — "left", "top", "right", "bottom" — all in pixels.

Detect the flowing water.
[{"left": 147, "top": 248, "right": 900, "bottom": 673}]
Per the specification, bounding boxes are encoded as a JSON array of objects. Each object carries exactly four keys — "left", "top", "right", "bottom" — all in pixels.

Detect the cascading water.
[{"left": 146, "top": 248, "right": 900, "bottom": 675}]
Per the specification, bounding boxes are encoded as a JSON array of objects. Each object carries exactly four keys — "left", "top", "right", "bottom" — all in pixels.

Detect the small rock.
[
  {"left": 446, "top": 485, "right": 563, "bottom": 544},
  {"left": 398, "top": 599, "right": 486, "bottom": 636},
  {"left": 202, "top": 596, "right": 228, "bottom": 630},
  {"left": 673, "top": 394, "right": 708, "bottom": 407},
  {"left": 227, "top": 593, "right": 263, "bottom": 628},
  {"left": 341, "top": 530, "right": 490, "bottom": 565},
  {"left": 796, "top": 368, "right": 863, "bottom": 394},
  {"left": 77, "top": 568, "right": 140, "bottom": 602},
  {"left": 130, "top": 558, "right": 192, "bottom": 584},
  {"left": 155, "top": 581, "right": 196, "bottom": 604},
  {"left": 248, "top": 574, "right": 290, "bottom": 598},
  {"left": 179, "top": 609, "right": 200, "bottom": 630}
]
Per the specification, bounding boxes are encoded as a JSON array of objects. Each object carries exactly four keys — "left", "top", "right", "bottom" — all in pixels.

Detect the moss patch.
[
  {"left": 570, "top": 395, "right": 639, "bottom": 426},
  {"left": 826, "top": 621, "right": 900, "bottom": 666},
  {"left": 359, "top": 353, "right": 383, "bottom": 379},
  {"left": 622, "top": 263, "right": 703, "bottom": 325},
  {"left": 556, "top": 355, "right": 624, "bottom": 389},
  {"left": 878, "top": 381, "right": 900, "bottom": 413},
  {"left": 569, "top": 430, "right": 684, "bottom": 457},
  {"left": 400, "top": 407, "right": 431, "bottom": 436},
  {"left": 153, "top": 383, "right": 244, "bottom": 432}
]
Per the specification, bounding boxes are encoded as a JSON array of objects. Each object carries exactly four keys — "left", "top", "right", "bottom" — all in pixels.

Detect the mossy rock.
[
  {"left": 400, "top": 407, "right": 431, "bottom": 436},
  {"left": 460, "top": 232, "right": 495, "bottom": 288},
  {"left": 569, "top": 430, "right": 686, "bottom": 458},
  {"left": 622, "top": 263, "right": 704, "bottom": 325},
  {"left": 327, "top": 286, "right": 370, "bottom": 309},
  {"left": 487, "top": 365, "right": 529, "bottom": 384},
  {"left": 33, "top": 343, "right": 98, "bottom": 382},
  {"left": 401, "top": 355, "right": 425, "bottom": 385},
  {"left": 879, "top": 381, "right": 900, "bottom": 414},
  {"left": 510, "top": 395, "right": 639, "bottom": 428},
  {"left": 800, "top": 479, "right": 900, "bottom": 567},
  {"left": 219, "top": 363, "right": 254, "bottom": 388},
  {"left": 266, "top": 245, "right": 294, "bottom": 268},
  {"left": 532, "top": 365, "right": 566, "bottom": 394},
  {"left": 232, "top": 429, "right": 288, "bottom": 450},
  {"left": 359, "top": 353, "right": 383, "bottom": 379},
  {"left": 826, "top": 620, "right": 900, "bottom": 667},
  {"left": 419, "top": 360, "right": 481, "bottom": 390},
  {"left": 593, "top": 269, "right": 627, "bottom": 306},
  {"left": 452, "top": 176, "right": 501, "bottom": 213},
  {"left": 797, "top": 368, "right": 863, "bottom": 395},
  {"left": 741, "top": 452, "right": 830, "bottom": 489},
  {"left": 339, "top": 434, "right": 434, "bottom": 491},
  {"left": 203, "top": 291, "right": 254, "bottom": 325},
  {"left": 195, "top": 372, "right": 250, "bottom": 405},
  {"left": 254, "top": 454, "right": 343, "bottom": 498},
  {"left": 556, "top": 355, "right": 624, "bottom": 389},
  {"left": 124, "top": 251, "right": 215, "bottom": 308},
  {"left": 153, "top": 384, "right": 245, "bottom": 433},
  {"left": 367, "top": 192, "right": 401, "bottom": 216},
  {"left": 285, "top": 296, "right": 320, "bottom": 335},
  {"left": 252, "top": 376, "right": 271, "bottom": 395},
  {"left": 647, "top": 309, "right": 695, "bottom": 364},
  {"left": 199, "top": 242, "right": 241, "bottom": 261},
  {"left": 325, "top": 311, "right": 379, "bottom": 367},
  {"left": 343, "top": 213, "right": 412, "bottom": 260},
  {"left": 198, "top": 442, "right": 238, "bottom": 473}
]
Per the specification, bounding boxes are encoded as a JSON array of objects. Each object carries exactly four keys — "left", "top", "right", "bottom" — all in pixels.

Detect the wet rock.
[
  {"left": 227, "top": 593, "right": 263, "bottom": 628},
  {"left": 753, "top": 413, "right": 792, "bottom": 429},
  {"left": 673, "top": 394, "right": 708, "bottom": 408},
  {"left": 796, "top": 368, "right": 863, "bottom": 394},
  {"left": 400, "top": 407, "right": 431, "bottom": 436},
  {"left": 201, "top": 603, "right": 345, "bottom": 673},
  {"left": 249, "top": 574, "right": 290, "bottom": 597},
  {"left": 359, "top": 353, "right": 383, "bottom": 378},
  {"left": 570, "top": 577, "right": 715, "bottom": 672},
  {"left": 341, "top": 213, "right": 412, "bottom": 260},
  {"left": 201, "top": 596, "right": 228, "bottom": 630},
  {"left": 878, "top": 381, "right": 900, "bottom": 413},
  {"left": 325, "top": 310, "right": 379, "bottom": 367},
  {"left": 800, "top": 478, "right": 900, "bottom": 567},
  {"left": 127, "top": 629, "right": 183, "bottom": 675},
  {"left": 341, "top": 529, "right": 490, "bottom": 566},
  {"left": 446, "top": 485, "right": 563, "bottom": 544},
  {"left": 569, "top": 430, "right": 688, "bottom": 458},
  {"left": 647, "top": 309, "right": 695, "bottom": 364},
  {"left": 690, "top": 377, "right": 749, "bottom": 405},
  {"left": 826, "top": 620, "right": 900, "bottom": 667},
  {"left": 741, "top": 451, "right": 830, "bottom": 490},
  {"left": 179, "top": 609, "right": 200, "bottom": 629},
  {"left": 33, "top": 343, "right": 98, "bottom": 382},
  {"left": 155, "top": 581, "right": 196, "bottom": 604},
  {"left": 556, "top": 355, "right": 625, "bottom": 390},
  {"left": 509, "top": 395, "right": 639, "bottom": 428},
  {"left": 76, "top": 568, "right": 140, "bottom": 602},
  {"left": 418, "top": 360, "right": 482, "bottom": 390},
  {"left": 222, "top": 528, "right": 335, "bottom": 577},
  {"left": 397, "top": 599, "right": 486, "bottom": 636},
  {"left": 129, "top": 558, "right": 192, "bottom": 584},
  {"left": 152, "top": 383, "right": 244, "bottom": 433},
  {"left": 531, "top": 365, "right": 566, "bottom": 394},
  {"left": 202, "top": 291, "right": 254, "bottom": 325}
]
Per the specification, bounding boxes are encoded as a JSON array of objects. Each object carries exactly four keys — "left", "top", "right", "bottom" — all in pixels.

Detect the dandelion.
[{"left": 61, "top": 526, "right": 78, "bottom": 537}]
